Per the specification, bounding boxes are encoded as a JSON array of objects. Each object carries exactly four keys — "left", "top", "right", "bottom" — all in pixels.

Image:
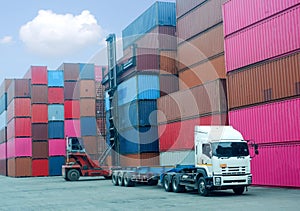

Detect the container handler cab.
[{"left": 62, "top": 137, "right": 113, "bottom": 181}]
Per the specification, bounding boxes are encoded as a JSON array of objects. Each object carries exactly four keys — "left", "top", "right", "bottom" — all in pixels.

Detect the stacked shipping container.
[
  {"left": 157, "top": 0, "right": 228, "bottom": 166},
  {"left": 223, "top": 0, "right": 300, "bottom": 187}
]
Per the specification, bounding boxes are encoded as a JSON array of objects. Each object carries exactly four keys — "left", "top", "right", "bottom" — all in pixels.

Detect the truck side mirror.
[{"left": 254, "top": 144, "right": 259, "bottom": 155}]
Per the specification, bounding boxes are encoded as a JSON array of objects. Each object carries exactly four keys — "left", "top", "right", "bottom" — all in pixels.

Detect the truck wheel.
[
  {"left": 112, "top": 173, "right": 119, "bottom": 186},
  {"left": 198, "top": 177, "right": 209, "bottom": 196},
  {"left": 233, "top": 187, "right": 245, "bottom": 195},
  {"left": 163, "top": 175, "right": 173, "bottom": 192},
  {"left": 67, "top": 169, "right": 80, "bottom": 181},
  {"left": 123, "top": 173, "right": 135, "bottom": 187},
  {"left": 147, "top": 179, "right": 158, "bottom": 186},
  {"left": 118, "top": 173, "right": 124, "bottom": 186},
  {"left": 172, "top": 176, "right": 185, "bottom": 193}
]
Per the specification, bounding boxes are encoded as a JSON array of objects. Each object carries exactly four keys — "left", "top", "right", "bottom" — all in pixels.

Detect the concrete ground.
[{"left": 0, "top": 175, "right": 299, "bottom": 210}]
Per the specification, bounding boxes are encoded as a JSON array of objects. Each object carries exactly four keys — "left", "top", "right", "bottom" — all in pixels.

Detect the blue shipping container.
[
  {"left": 105, "top": 91, "right": 110, "bottom": 111},
  {"left": 117, "top": 75, "right": 160, "bottom": 106},
  {"left": 79, "top": 63, "right": 95, "bottom": 80},
  {"left": 48, "top": 70, "right": 64, "bottom": 87},
  {"left": 119, "top": 126, "right": 159, "bottom": 154},
  {"left": 80, "top": 117, "right": 97, "bottom": 136},
  {"left": 48, "top": 105, "right": 64, "bottom": 121},
  {"left": 0, "top": 111, "right": 7, "bottom": 130},
  {"left": 122, "top": 2, "right": 176, "bottom": 49},
  {"left": 48, "top": 121, "right": 64, "bottom": 139},
  {"left": 49, "top": 156, "right": 65, "bottom": 176},
  {"left": 0, "top": 94, "right": 7, "bottom": 114}
]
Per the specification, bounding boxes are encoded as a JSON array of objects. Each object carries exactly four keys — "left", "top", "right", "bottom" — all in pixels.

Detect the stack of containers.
[
  {"left": 25, "top": 66, "right": 49, "bottom": 177},
  {"left": 6, "top": 79, "right": 32, "bottom": 177},
  {"left": 47, "top": 69, "right": 65, "bottom": 176},
  {"left": 157, "top": 0, "right": 228, "bottom": 166},
  {"left": 0, "top": 79, "right": 11, "bottom": 175},
  {"left": 223, "top": 0, "right": 300, "bottom": 187}
]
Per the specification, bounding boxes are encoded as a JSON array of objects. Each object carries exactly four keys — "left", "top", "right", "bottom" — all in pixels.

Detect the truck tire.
[
  {"left": 147, "top": 179, "right": 158, "bottom": 186},
  {"left": 118, "top": 173, "right": 124, "bottom": 186},
  {"left": 233, "top": 187, "right": 245, "bottom": 195},
  {"left": 197, "top": 177, "right": 209, "bottom": 196},
  {"left": 163, "top": 175, "right": 173, "bottom": 192},
  {"left": 67, "top": 169, "right": 80, "bottom": 181},
  {"left": 112, "top": 173, "right": 119, "bottom": 186},
  {"left": 124, "top": 173, "right": 135, "bottom": 187},
  {"left": 172, "top": 176, "right": 185, "bottom": 193}
]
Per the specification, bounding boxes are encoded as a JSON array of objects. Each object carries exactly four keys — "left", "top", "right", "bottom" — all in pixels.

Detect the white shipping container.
[{"left": 0, "top": 111, "right": 7, "bottom": 130}]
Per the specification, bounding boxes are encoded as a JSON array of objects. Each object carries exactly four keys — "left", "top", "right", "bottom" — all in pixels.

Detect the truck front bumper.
[{"left": 212, "top": 174, "right": 252, "bottom": 188}]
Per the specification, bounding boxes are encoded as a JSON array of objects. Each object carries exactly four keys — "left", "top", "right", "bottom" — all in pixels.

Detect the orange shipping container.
[
  {"left": 177, "top": 24, "right": 224, "bottom": 71},
  {"left": 179, "top": 55, "right": 226, "bottom": 89},
  {"left": 7, "top": 157, "right": 32, "bottom": 177},
  {"left": 160, "top": 50, "right": 177, "bottom": 74},
  {"left": 31, "top": 104, "right": 48, "bottom": 123},
  {"left": 80, "top": 80, "right": 96, "bottom": 98},
  {"left": 227, "top": 51, "right": 300, "bottom": 109},
  {"left": 80, "top": 99, "right": 96, "bottom": 117},
  {"left": 119, "top": 153, "right": 160, "bottom": 167}
]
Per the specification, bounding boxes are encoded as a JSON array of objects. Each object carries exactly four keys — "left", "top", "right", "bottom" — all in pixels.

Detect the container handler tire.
[
  {"left": 124, "top": 173, "right": 135, "bottom": 187},
  {"left": 112, "top": 173, "right": 119, "bottom": 186},
  {"left": 198, "top": 177, "right": 209, "bottom": 196},
  {"left": 163, "top": 175, "right": 173, "bottom": 192},
  {"left": 172, "top": 175, "right": 185, "bottom": 193},
  {"left": 67, "top": 169, "right": 80, "bottom": 181},
  {"left": 118, "top": 173, "right": 124, "bottom": 186},
  {"left": 233, "top": 187, "right": 245, "bottom": 195}
]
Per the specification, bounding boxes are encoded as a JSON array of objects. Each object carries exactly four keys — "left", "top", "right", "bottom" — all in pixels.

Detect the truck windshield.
[{"left": 211, "top": 142, "right": 249, "bottom": 157}]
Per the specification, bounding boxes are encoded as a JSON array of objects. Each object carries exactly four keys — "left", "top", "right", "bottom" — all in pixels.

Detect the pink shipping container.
[
  {"left": 64, "top": 120, "right": 81, "bottom": 137},
  {"left": 159, "top": 114, "right": 228, "bottom": 152},
  {"left": 6, "top": 138, "right": 32, "bottom": 158},
  {"left": 223, "top": 0, "right": 300, "bottom": 36},
  {"left": 251, "top": 143, "right": 300, "bottom": 187},
  {"left": 24, "top": 66, "right": 48, "bottom": 85},
  {"left": 7, "top": 118, "right": 31, "bottom": 139},
  {"left": 225, "top": 5, "right": 300, "bottom": 72},
  {"left": 48, "top": 139, "right": 66, "bottom": 156},
  {"left": 0, "top": 142, "right": 6, "bottom": 159},
  {"left": 7, "top": 98, "right": 31, "bottom": 122},
  {"left": 229, "top": 98, "right": 300, "bottom": 144}
]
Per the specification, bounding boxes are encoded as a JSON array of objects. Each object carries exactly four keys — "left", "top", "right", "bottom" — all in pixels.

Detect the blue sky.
[{"left": 0, "top": 0, "right": 175, "bottom": 83}]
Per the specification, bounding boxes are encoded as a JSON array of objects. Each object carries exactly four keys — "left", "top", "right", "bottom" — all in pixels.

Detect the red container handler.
[
  {"left": 48, "top": 87, "right": 64, "bottom": 104},
  {"left": 32, "top": 159, "right": 49, "bottom": 177},
  {"left": 229, "top": 98, "right": 300, "bottom": 144}
]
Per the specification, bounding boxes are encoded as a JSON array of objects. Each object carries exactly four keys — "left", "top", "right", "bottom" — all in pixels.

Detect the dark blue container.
[
  {"left": 122, "top": 2, "right": 176, "bottom": 49},
  {"left": 0, "top": 94, "right": 7, "bottom": 114},
  {"left": 49, "top": 156, "right": 65, "bottom": 176},
  {"left": 80, "top": 117, "right": 97, "bottom": 136},
  {"left": 48, "top": 121, "right": 64, "bottom": 139},
  {"left": 119, "top": 126, "right": 159, "bottom": 154},
  {"left": 79, "top": 63, "right": 95, "bottom": 80},
  {"left": 48, "top": 70, "right": 64, "bottom": 87}
]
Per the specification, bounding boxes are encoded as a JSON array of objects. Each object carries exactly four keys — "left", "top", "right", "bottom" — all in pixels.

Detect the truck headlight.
[
  {"left": 215, "top": 177, "right": 221, "bottom": 186},
  {"left": 248, "top": 176, "right": 252, "bottom": 184}
]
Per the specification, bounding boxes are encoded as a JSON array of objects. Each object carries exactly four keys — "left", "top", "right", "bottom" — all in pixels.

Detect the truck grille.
[{"left": 221, "top": 166, "right": 246, "bottom": 176}]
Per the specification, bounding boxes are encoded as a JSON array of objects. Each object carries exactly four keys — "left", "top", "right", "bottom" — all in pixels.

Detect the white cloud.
[
  {"left": 19, "top": 10, "right": 105, "bottom": 57},
  {"left": 0, "top": 36, "right": 13, "bottom": 44}
]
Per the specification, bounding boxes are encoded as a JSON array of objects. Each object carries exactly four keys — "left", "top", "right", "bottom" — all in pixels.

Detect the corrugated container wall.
[
  {"left": 48, "top": 70, "right": 64, "bottom": 87},
  {"left": 225, "top": 5, "right": 300, "bottom": 72},
  {"left": 122, "top": 2, "right": 176, "bottom": 49},
  {"left": 176, "top": 0, "right": 206, "bottom": 18},
  {"left": 48, "top": 105, "right": 64, "bottom": 121},
  {"left": 160, "top": 150, "right": 194, "bottom": 166},
  {"left": 48, "top": 88, "right": 64, "bottom": 104},
  {"left": 31, "top": 85, "right": 48, "bottom": 104},
  {"left": 7, "top": 98, "right": 31, "bottom": 122},
  {"left": 49, "top": 139, "right": 66, "bottom": 156},
  {"left": 59, "top": 63, "right": 80, "bottom": 81},
  {"left": 64, "top": 100, "right": 80, "bottom": 119},
  {"left": 24, "top": 66, "right": 47, "bottom": 85},
  {"left": 120, "top": 153, "right": 160, "bottom": 167},
  {"left": 229, "top": 98, "right": 300, "bottom": 144},
  {"left": 227, "top": 52, "right": 300, "bottom": 109},
  {"left": 222, "top": 0, "right": 300, "bottom": 36},
  {"left": 159, "top": 74, "right": 179, "bottom": 96},
  {"left": 32, "top": 124, "right": 48, "bottom": 140},
  {"left": 49, "top": 156, "right": 65, "bottom": 176},
  {"left": 79, "top": 63, "right": 95, "bottom": 80},
  {"left": 7, "top": 157, "right": 32, "bottom": 177},
  {"left": 48, "top": 121, "right": 64, "bottom": 139},
  {"left": 32, "top": 104, "right": 48, "bottom": 123},
  {"left": 7, "top": 79, "right": 31, "bottom": 104}
]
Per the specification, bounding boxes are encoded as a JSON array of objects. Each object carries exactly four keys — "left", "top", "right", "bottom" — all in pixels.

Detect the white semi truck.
[{"left": 161, "top": 126, "right": 258, "bottom": 196}]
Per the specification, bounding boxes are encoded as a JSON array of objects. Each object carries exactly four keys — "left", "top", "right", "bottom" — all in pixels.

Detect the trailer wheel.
[
  {"left": 112, "top": 173, "right": 119, "bottom": 186},
  {"left": 123, "top": 173, "right": 135, "bottom": 187},
  {"left": 233, "top": 187, "right": 245, "bottom": 195},
  {"left": 67, "top": 169, "right": 80, "bottom": 181},
  {"left": 118, "top": 173, "right": 124, "bottom": 186},
  {"left": 163, "top": 175, "right": 173, "bottom": 192},
  {"left": 172, "top": 176, "right": 185, "bottom": 193},
  {"left": 198, "top": 177, "right": 209, "bottom": 196}
]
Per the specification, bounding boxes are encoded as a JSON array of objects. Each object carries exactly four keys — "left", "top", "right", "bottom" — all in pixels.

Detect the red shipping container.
[
  {"left": 32, "top": 159, "right": 49, "bottom": 177},
  {"left": 223, "top": 0, "right": 300, "bottom": 36},
  {"left": 24, "top": 66, "right": 48, "bottom": 85},
  {"left": 159, "top": 114, "right": 228, "bottom": 152},
  {"left": 225, "top": 5, "right": 300, "bottom": 72},
  {"left": 7, "top": 118, "right": 31, "bottom": 139},
  {"left": 65, "top": 119, "right": 81, "bottom": 137},
  {"left": 64, "top": 100, "right": 80, "bottom": 119},
  {"left": 32, "top": 104, "right": 48, "bottom": 123},
  {"left": 229, "top": 98, "right": 300, "bottom": 144},
  {"left": 251, "top": 143, "right": 300, "bottom": 187},
  {"left": 48, "top": 139, "right": 66, "bottom": 156},
  {"left": 7, "top": 138, "right": 32, "bottom": 158},
  {"left": 48, "top": 88, "right": 64, "bottom": 104},
  {"left": 7, "top": 98, "right": 31, "bottom": 122},
  {"left": 7, "top": 157, "right": 32, "bottom": 177}
]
